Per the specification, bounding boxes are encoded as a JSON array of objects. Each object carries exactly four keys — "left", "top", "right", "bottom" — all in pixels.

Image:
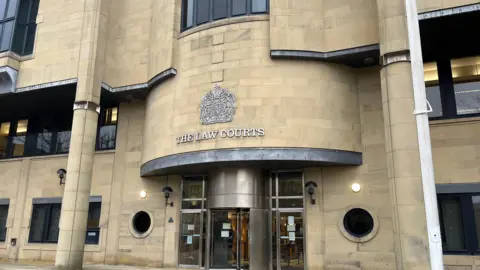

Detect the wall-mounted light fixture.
[
  {"left": 57, "top": 168, "right": 67, "bottom": 186},
  {"left": 304, "top": 181, "right": 318, "bottom": 205},
  {"left": 139, "top": 190, "right": 147, "bottom": 198},
  {"left": 162, "top": 186, "right": 174, "bottom": 207},
  {"left": 351, "top": 183, "right": 361, "bottom": 193}
]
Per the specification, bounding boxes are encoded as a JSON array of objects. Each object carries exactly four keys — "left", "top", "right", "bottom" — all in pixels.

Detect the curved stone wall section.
[{"left": 142, "top": 19, "right": 362, "bottom": 165}]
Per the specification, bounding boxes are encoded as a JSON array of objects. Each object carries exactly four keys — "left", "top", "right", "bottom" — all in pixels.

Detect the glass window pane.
[
  {"left": 0, "top": 0, "right": 7, "bottom": 20},
  {"left": 251, "top": 0, "right": 267, "bottom": 13},
  {"left": 0, "top": 205, "right": 8, "bottom": 241},
  {"left": 183, "top": 179, "right": 203, "bottom": 199},
  {"left": 213, "top": 0, "right": 227, "bottom": 20},
  {"left": 88, "top": 202, "right": 101, "bottom": 228},
  {"left": 29, "top": 0, "right": 40, "bottom": 23},
  {"left": 179, "top": 213, "right": 201, "bottom": 265},
  {"left": 56, "top": 131, "right": 71, "bottom": 153},
  {"left": 0, "top": 21, "right": 14, "bottom": 51},
  {"left": 232, "top": 0, "right": 247, "bottom": 16},
  {"left": 183, "top": 0, "right": 194, "bottom": 28},
  {"left": 278, "top": 212, "right": 303, "bottom": 270},
  {"left": 196, "top": 0, "right": 210, "bottom": 25},
  {"left": 16, "top": 0, "right": 29, "bottom": 24},
  {"left": 36, "top": 131, "right": 52, "bottom": 154},
  {"left": 11, "top": 24, "right": 26, "bottom": 54},
  {"left": 97, "top": 125, "right": 116, "bottom": 149},
  {"left": 6, "top": 0, "right": 18, "bottom": 19},
  {"left": 439, "top": 196, "right": 466, "bottom": 251},
  {"left": 182, "top": 200, "right": 203, "bottom": 209},
  {"left": 278, "top": 172, "right": 303, "bottom": 197},
  {"left": 278, "top": 198, "right": 303, "bottom": 208},
  {"left": 424, "top": 62, "right": 439, "bottom": 83},
  {"left": 472, "top": 196, "right": 480, "bottom": 249},
  {"left": 23, "top": 24, "right": 37, "bottom": 55},
  {"left": 16, "top": 120, "right": 28, "bottom": 134},
  {"left": 426, "top": 85, "right": 443, "bottom": 118},
  {"left": 46, "top": 204, "right": 60, "bottom": 242},
  {"left": 12, "top": 136, "right": 25, "bottom": 157},
  {"left": 29, "top": 205, "right": 47, "bottom": 242},
  {"left": 0, "top": 122, "right": 10, "bottom": 158},
  {"left": 454, "top": 81, "right": 480, "bottom": 115}
]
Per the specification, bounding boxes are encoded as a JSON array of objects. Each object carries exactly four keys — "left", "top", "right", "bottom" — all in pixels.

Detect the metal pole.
[{"left": 405, "top": 0, "right": 444, "bottom": 269}]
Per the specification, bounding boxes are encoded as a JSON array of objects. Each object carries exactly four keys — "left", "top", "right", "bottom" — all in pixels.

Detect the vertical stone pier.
[
  {"left": 376, "top": 0, "right": 431, "bottom": 269},
  {"left": 55, "top": 0, "right": 109, "bottom": 269}
]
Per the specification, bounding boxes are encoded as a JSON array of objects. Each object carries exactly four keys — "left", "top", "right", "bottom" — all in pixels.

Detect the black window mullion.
[
  {"left": 437, "top": 58, "right": 457, "bottom": 118},
  {"left": 209, "top": 0, "right": 213, "bottom": 21},
  {"left": 461, "top": 195, "right": 478, "bottom": 254},
  {"left": 192, "top": 0, "right": 197, "bottom": 28}
]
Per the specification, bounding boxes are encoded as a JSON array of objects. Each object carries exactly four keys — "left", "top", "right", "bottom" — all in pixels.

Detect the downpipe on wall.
[{"left": 405, "top": 0, "right": 444, "bottom": 269}]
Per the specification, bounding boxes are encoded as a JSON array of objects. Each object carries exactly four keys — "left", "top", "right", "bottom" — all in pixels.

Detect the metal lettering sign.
[
  {"left": 176, "top": 85, "right": 265, "bottom": 145},
  {"left": 200, "top": 85, "right": 236, "bottom": 125}
]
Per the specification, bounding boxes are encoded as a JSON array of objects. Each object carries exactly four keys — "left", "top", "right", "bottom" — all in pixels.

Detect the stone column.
[
  {"left": 376, "top": 0, "right": 431, "bottom": 269},
  {"left": 55, "top": 0, "right": 109, "bottom": 269}
]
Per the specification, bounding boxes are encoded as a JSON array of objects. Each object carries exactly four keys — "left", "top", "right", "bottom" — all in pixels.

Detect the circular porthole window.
[
  {"left": 129, "top": 211, "right": 153, "bottom": 238},
  {"left": 340, "top": 207, "right": 378, "bottom": 243}
]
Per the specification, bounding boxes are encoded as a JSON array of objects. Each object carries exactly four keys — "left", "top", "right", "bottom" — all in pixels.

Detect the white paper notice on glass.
[
  {"left": 187, "top": 235, "right": 193, "bottom": 245},
  {"left": 187, "top": 224, "right": 195, "bottom": 231},
  {"left": 289, "top": 232, "right": 295, "bottom": 241},
  {"left": 221, "top": 231, "right": 230, "bottom": 238},
  {"left": 288, "top": 216, "right": 294, "bottom": 225},
  {"left": 287, "top": 224, "right": 295, "bottom": 232},
  {"left": 222, "top": 223, "right": 231, "bottom": 230}
]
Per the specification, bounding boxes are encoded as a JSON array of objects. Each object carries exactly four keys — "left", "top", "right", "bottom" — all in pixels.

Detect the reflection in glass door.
[
  {"left": 210, "top": 209, "right": 249, "bottom": 269},
  {"left": 278, "top": 212, "right": 304, "bottom": 270}
]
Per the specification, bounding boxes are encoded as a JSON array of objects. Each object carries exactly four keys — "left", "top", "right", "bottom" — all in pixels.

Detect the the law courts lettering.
[{"left": 176, "top": 128, "right": 265, "bottom": 144}]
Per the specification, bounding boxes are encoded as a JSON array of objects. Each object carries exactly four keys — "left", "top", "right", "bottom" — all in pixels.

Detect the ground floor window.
[
  {"left": 0, "top": 203, "right": 9, "bottom": 241},
  {"left": 28, "top": 198, "right": 102, "bottom": 244},
  {"left": 438, "top": 193, "right": 480, "bottom": 254}
]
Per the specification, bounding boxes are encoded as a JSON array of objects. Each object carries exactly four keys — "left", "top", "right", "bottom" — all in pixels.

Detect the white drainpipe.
[{"left": 405, "top": 0, "right": 444, "bottom": 269}]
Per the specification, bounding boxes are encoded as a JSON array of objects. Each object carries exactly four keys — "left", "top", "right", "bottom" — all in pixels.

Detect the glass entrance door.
[{"left": 210, "top": 209, "right": 249, "bottom": 269}]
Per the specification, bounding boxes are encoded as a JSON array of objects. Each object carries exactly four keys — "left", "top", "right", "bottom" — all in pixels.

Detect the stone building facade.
[{"left": 0, "top": 0, "right": 479, "bottom": 269}]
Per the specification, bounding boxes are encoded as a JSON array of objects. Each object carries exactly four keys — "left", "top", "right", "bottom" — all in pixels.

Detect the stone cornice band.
[{"left": 141, "top": 147, "right": 363, "bottom": 176}]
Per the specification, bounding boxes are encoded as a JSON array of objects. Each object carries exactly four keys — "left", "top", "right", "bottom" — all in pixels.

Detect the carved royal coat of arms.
[{"left": 200, "top": 85, "right": 237, "bottom": 125}]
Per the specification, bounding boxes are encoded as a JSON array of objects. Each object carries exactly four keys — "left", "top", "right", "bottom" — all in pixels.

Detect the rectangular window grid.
[
  {"left": 28, "top": 201, "right": 102, "bottom": 244},
  {"left": 181, "top": 0, "right": 269, "bottom": 31},
  {"left": 438, "top": 193, "right": 480, "bottom": 255}
]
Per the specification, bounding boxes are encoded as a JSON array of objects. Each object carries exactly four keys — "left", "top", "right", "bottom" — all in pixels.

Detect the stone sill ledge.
[
  {"left": 0, "top": 51, "right": 34, "bottom": 63},
  {"left": 178, "top": 14, "right": 269, "bottom": 39},
  {"left": 22, "top": 243, "right": 101, "bottom": 252},
  {"left": 429, "top": 116, "right": 480, "bottom": 127}
]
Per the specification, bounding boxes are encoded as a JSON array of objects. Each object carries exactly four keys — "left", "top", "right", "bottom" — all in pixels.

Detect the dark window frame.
[
  {"left": 12, "top": 0, "right": 39, "bottom": 55},
  {"left": 28, "top": 201, "right": 102, "bottom": 244},
  {"left": 28, "top": 203, "right": 61, "bottom": 244},
  {"left": 428, "top": 58, "right": 480, "bottom": 121},
  {"left": 0, "top": 0, "right": 19, "bottom": 53},
  {"left": 0, "top": 205, "right": 9, "bottom": 242},
  {"left": 181, "top": 0, "right": 269, "bottom": 31},
  {"left": 96, "top": 106, "right": 118, "bottom": 151},
  {"left": 438, "top": 193, "right": 480, "bottom": 255}
]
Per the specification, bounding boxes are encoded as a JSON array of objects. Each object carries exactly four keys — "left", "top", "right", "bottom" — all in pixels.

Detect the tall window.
[
  {"left": 270, "top": 171, "right": 304, "bottom": 270},
  {"left": 424, "top": 56, "right": 480, "bottom": 119},
  {"left": 181, "top": 0, "right": 268, "bottom": 31},
  {"left": 0, "top": 0, "right": 39, "bottom": 55},
  {"left": 97, "top": 107, "right": 118, "bottom": 150},
  {"left": 438, "top": 193, "right": 480, "bottom": 254},
  {"left": 0, "top": 204, "right": 9, "bottom": 242},
  {"left": 28, "top": 203, "right": 61, "bottom": 243},
  {"left": 29, "top": 200, "right": 101, "bottom": 244},
  {"left": 179, "top": 176, "right": 207, "bottom": 267}
]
